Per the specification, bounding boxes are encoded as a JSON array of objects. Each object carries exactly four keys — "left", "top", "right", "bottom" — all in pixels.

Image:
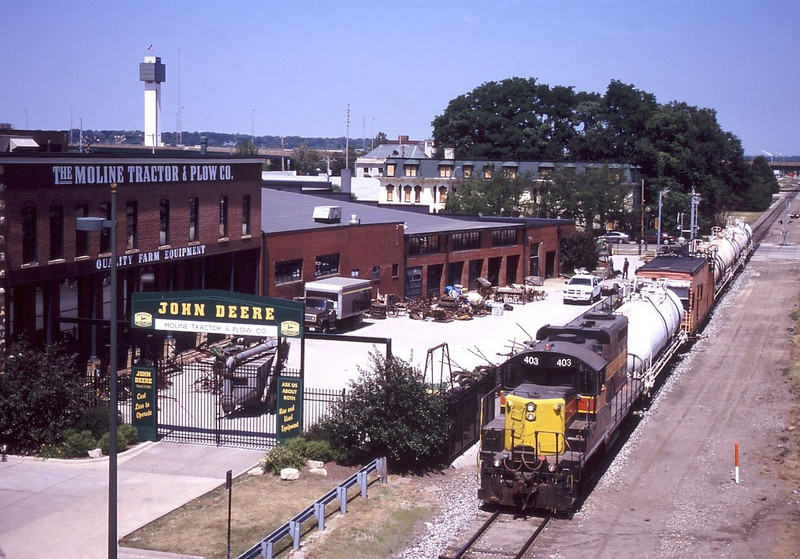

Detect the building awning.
[
  {"left": 502, "top": 161, "right": 518, "bottom": 167},
  {"left": 10, "top": 137, "right": 39, "bottom": 150},
  {"left": 538, "top": 162, "right": 555, "bottom": 168},
  {"left": 438, "top": 161, "right": 454, "bottom": 166}
]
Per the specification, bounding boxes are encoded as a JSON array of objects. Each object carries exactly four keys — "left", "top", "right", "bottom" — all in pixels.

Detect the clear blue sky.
[{"left": 3, "top": 0, "right": 798, "bottom": 157}]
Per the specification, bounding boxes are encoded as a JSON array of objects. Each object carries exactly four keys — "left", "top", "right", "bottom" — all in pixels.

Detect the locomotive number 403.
[
  {"left": 555, "top": 358, "right": 572, "bottom": 367},
  {"left": 523, "top": 355, "right": 539, "bottom": 366}
]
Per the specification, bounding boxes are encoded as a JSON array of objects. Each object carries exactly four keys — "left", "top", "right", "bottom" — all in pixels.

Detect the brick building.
[
  {"left": 261, "top": 188, "right": 573, "bottom": 301},
  {"left": 0, "top": 143, "right": 263, "bottom": 367}
]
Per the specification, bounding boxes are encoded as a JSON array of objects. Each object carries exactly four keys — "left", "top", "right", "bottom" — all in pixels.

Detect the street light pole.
[
  {"left": 77, "top": 182, "right": 119, "bottom": 558},
  {"left": 108, "top": 181, "right": 118, "bottom": 559},
  {"left": 657, "top": 188, "right": 669, "bottom": 248}
]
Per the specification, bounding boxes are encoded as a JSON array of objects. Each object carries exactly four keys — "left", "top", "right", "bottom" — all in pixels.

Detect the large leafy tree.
[
  {"left": 540, "top": 166, "right": 631, "bottom": 230},
  {"left": 444, "top": 171, "right": 535, "bottom": 216},
  {"left": 432, "top": 77, "right": 758, "bottom": 228}
]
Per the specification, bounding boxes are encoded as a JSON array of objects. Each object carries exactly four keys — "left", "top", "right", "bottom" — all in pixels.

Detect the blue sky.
[{"left": 3, "top": 0, "right": 798, "bottom": 156}]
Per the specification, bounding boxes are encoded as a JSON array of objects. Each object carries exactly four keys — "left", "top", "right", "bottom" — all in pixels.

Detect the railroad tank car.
[
  {"left": 695, "top": 219, "right": 753, "bottom": 290},
  {"left": 478, "top": 282, "right": 684, "bottom": 512}
]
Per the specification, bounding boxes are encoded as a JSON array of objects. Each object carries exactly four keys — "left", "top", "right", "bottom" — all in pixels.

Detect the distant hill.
[{"left": 71, "top": 129, "right": 368, "bottom": 152}]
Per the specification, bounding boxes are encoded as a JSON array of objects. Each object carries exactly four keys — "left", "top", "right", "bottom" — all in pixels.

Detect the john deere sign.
[{"left": 131, "top": 290, "right": 304, "bottom": 338}]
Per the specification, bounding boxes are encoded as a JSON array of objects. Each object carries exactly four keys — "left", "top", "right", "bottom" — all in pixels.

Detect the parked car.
[
  {"left": 562, "top": 274, "right": 602, "bottom": 304},
  {"left": 643, "top": 230, "right": 676, "bottom": 244},
  {"left": 600, "top": 231, "right": 629, "bottom": 244}
]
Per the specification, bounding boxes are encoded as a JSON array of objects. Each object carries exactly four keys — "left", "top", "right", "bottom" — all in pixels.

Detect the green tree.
[
  {"left": 444, "top": 171, "right": 536, "bottom": 216},
  {"left": 737, "top": 155, "right": 778, "bottom": 210},
  {"left": 290, "top": 143, "right": 325, "bottom": 175},
  {"left": 0, "top": 341, "right": 93, "bottom": 453},
  {"left": 320, "top": 352, "right": 449, "bottom": 470},
  {"left": 431, "top": 77, "right": 581, "bottom": 160},
  {"left": 560, "top": 232, "right": 600, "bottom": 273},
  {"left": 235, "top": 139, "right": 259, "bottom": 155},
  {"left": 540, "top": 166, "right": 630, "bottom": 230}
]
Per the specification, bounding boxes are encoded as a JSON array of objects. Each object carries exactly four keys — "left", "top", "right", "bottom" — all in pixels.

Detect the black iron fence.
[{"left": 110, "top": 357, "right": 496, "bottom": 458}]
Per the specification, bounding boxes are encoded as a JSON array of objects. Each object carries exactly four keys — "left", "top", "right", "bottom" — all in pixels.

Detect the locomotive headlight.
[
  {"left": 525, "top": 402, "right": 536, "bottom": 421},
  {"left": 548, "top": 462, "right": 556, "bottom": 472}
]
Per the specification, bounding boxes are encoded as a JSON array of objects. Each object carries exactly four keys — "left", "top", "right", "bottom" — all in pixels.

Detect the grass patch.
[{"left": 120, "top": 464, "right": 441, "bottom": 559}]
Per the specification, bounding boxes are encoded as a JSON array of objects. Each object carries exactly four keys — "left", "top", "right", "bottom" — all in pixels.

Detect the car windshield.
[{"left": 568, "top": 278, "right": 591, "bottom": 286}]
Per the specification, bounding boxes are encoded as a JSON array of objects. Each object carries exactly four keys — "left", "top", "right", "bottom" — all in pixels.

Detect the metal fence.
[
  {"left": 149, "top": 360, "right": 343, "bottom": 450},
  {"left": 112, "top": 356, "right": 496, "bottom": 457}
]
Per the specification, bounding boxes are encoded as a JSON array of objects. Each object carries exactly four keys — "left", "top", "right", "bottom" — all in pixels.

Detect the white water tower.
[{"left": 139, "top": 56, "right": 166, "bottom": 147}]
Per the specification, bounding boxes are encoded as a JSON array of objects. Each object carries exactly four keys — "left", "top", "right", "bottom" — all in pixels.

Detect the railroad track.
[{"left": 438, "top": 509, "right": 552, "bottom": 559}]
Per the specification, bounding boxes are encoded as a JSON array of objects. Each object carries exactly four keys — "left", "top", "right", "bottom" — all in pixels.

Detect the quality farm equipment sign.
[{"left": 130, "top": 290, "right": 304, "bottom": 338}]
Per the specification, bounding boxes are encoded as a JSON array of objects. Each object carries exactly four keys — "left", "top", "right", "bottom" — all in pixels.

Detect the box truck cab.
[{"left": 300, "top": 277, "right": 372, "bottom": 332}]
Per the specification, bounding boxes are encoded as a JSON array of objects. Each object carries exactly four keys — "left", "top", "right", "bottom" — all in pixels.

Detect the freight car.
[{"left": 478, "top": 219, "right": 753, "bottom": 512}]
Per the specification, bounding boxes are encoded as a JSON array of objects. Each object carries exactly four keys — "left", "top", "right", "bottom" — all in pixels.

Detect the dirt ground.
[{"left": 524, "top": 212, "right": 800, "bottom": 557}]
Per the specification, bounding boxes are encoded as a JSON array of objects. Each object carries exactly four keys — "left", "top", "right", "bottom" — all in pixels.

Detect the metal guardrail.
[{"left": 237, "top": 456, "right": 388, "bottom": 559}]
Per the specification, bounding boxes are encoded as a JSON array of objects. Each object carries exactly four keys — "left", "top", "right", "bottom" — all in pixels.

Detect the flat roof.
[{"left": 262, "top": 188, "right": 527, "bottom": 236}]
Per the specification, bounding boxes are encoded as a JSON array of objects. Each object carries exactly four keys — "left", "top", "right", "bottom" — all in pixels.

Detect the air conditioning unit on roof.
[{"left": 313, "top": 206, "right": 342, "bottom": 224}]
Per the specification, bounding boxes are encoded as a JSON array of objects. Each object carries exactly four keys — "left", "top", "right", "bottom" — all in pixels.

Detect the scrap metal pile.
[{"left": 367, "top": 278, "right": 546, "bottom": 323}]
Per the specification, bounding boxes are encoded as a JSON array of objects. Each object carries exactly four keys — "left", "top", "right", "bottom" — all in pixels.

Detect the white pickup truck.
[{"left": 562, "top": 274, "right": 602, "bottom": 304}]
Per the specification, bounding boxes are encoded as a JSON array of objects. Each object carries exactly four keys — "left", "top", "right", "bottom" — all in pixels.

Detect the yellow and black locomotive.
[{"left": 478, "top": 311, "right": 637, "bottom": 512}]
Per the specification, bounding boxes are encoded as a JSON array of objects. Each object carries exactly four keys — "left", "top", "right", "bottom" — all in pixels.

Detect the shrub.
[
  {"left": 318, "top": 351, "right": 449, "bottom": 470},
  {"left": 62, "top": 430, "right": 98, "bottom": 458},
  {"left": 0, "top": 340, "right": 92, "bottom": 454},
  {"left": 262, "top": 444, "right": 305, "bottom": 475},
  {"left": 99, "top": 423, "right": 139, "bottom": 455}
]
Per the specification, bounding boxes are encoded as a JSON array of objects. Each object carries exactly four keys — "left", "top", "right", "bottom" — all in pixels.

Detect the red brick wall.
[{"left": 265, "top": 223, "right": 404, "bottom": 300}]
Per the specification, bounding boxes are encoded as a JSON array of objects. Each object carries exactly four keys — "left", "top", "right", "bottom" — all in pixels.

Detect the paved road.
[{"left": 0, "top": 442, "right": 262, "bottom": 558}]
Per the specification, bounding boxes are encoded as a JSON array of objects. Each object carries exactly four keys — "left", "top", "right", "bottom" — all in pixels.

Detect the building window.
[
  {"left": 392, "top": 264, "right": 399, "bottom": 278},
  {"left": 75, "top": 204, "right": 88, "bottom": 257},
  {"left": 386, "top": 163, "right": 396, "bottom": 177},
  {"left": 492, "top": 228, "right": 518, "bottom": 247},
  {"left": 189, "top": 197, "right": 199, "bottom": 242},
  {"left": 49, "top": 205, "right": 64, "bottom": 260},
  {"left": 438, "top": 165, "right": 452, "bottom": 178},
  {"left": 351, "top": 269, "right": 359, "bottom": 278},
  {"left": 219, "top": 196, "right": 228, "bottom": 239},
  {"left": 438, "top": 186, "right": 448, "bottom": 204},
  {"left": 242, "top": 195, "right": 251, "bottom": 236},
  {"left": 275, "top": 259, "right": 302, "bottom": 284},
  {"left": 503, "top": 166, "right": 518, "bottom": 179},
  {"left": 22, "top": 206, "right": 37, "bottom": 264},
  {"left": 463, "top": 165, "right": 473, "bottom": 178},
  {"left": 386, "top": 185, "right": 394, "bottom": 202},
  {"left": 372, "top": 265, "right": 381, "bottom": 281},
  {"left": 126, "top": 201, "right": 138, "bottom": 250},
  {"left": 404, "top": 164, "right": 418, "bottom": 177},
  {"left": 538, "top": 167, "right": 553, "bottom": 180},
  {"left": 452, "top": 231, "right": 480, "bottom": 251},
  {"left": 404, "top": 186, "right": 412, "bottom": 202},
  {"left": 99, "top": 203, "right": 111, "bottom": 253},
  {"left": 315, "top": 253, "right": 340, "bottom": 277},
  {"left": 414, "top": 186, "right": 422, "bottom": 203},
  {"left": 159, "top": 199, "right": 170, "bottom": 246},
  {"left": 409, "top": 235, "right": 440, "bottom": 255},
  {"left": 483, "top": 165, "right": 494, "bottom": 179}
]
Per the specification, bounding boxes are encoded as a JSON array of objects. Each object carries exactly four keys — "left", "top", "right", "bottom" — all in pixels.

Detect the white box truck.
[{"left": 301, "top": 277, "right": 372, "bottom": 332}]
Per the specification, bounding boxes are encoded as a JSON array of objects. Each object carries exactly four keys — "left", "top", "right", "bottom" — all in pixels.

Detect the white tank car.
[
  {"left": 698, "top": 220, "right": 753, "bottom": 283},
  {"left": 617, "top": 282, "right": 683, "bottom": 375}
]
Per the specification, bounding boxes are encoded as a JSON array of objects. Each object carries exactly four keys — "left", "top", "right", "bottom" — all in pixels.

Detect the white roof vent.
[
  {"left": 349, "top": 214, "right": 360, "bottom": 225},
  {"left": 313, "top": 206, "right": 342, "bottom": 224}
]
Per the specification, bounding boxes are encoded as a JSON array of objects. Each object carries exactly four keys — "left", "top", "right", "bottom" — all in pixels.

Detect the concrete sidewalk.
[{"left": 0, "top": 442, "right": 263, "bottom": 559}]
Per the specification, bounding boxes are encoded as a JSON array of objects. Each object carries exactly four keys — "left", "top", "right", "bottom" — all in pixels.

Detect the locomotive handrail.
[{"left": 237, "top": 457, "right": 388, "bottom": 559}]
